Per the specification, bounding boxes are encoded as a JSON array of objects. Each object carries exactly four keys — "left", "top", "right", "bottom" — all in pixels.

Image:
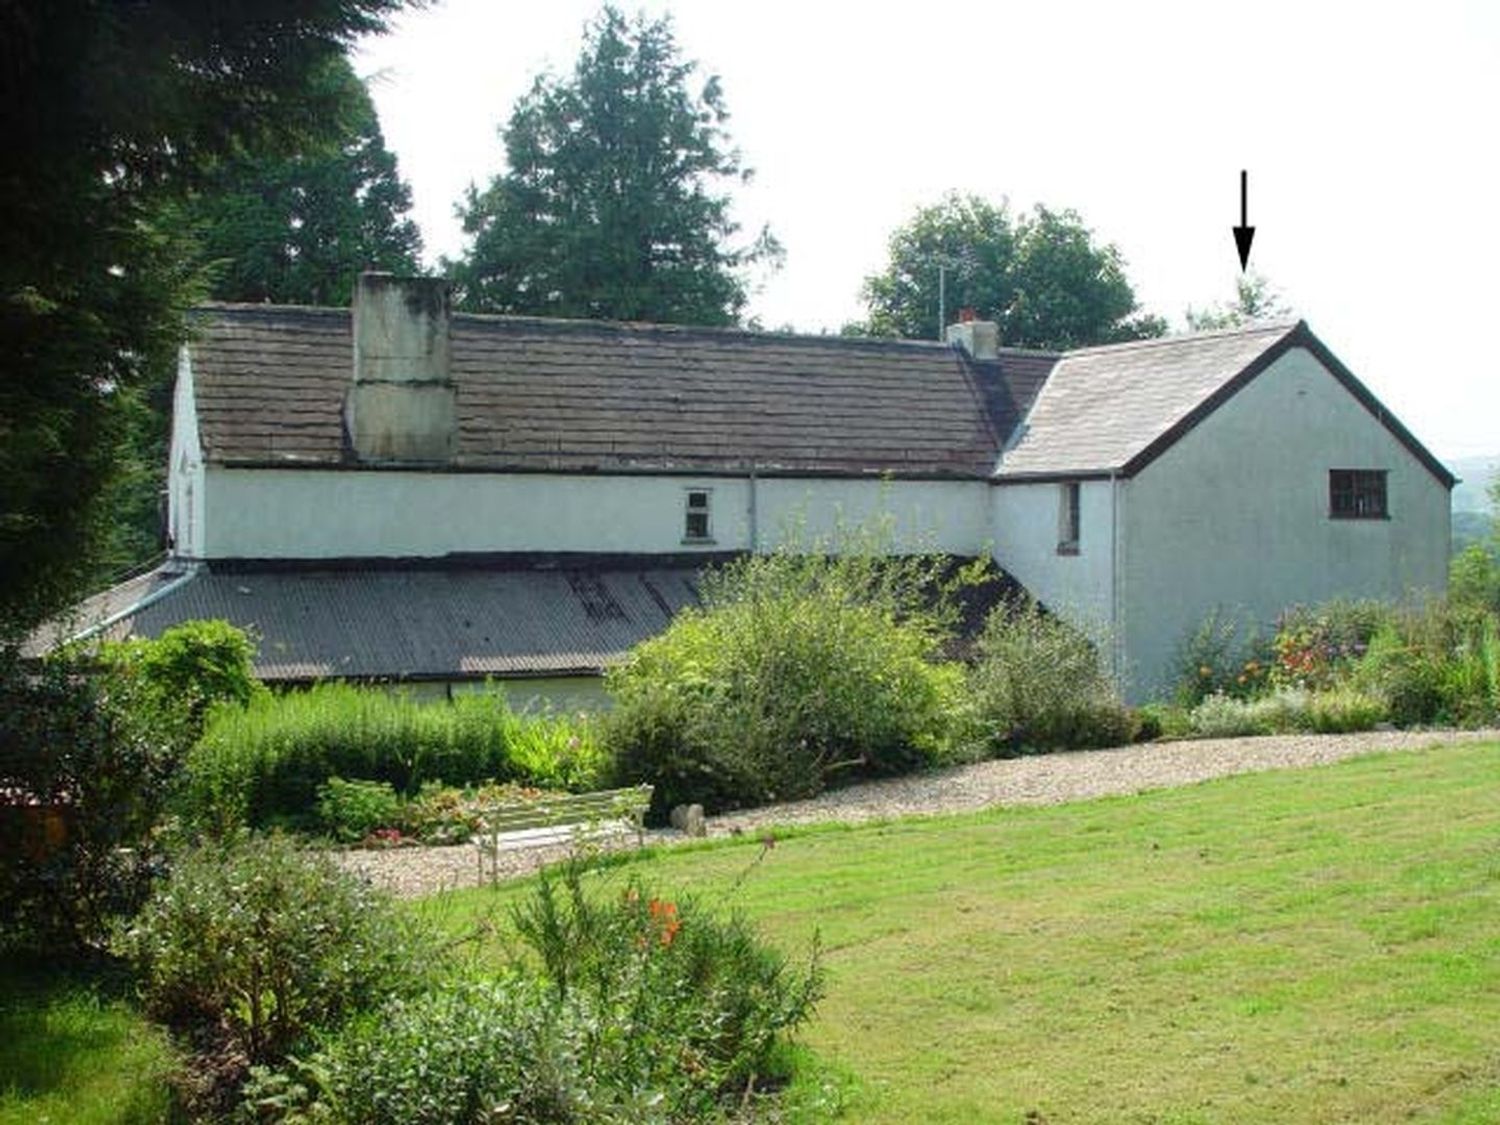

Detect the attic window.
[
  {"left": 1329, "top": 470, "right": 1388, "bottom": 519},
  {"left": 683, "top": 489, "right": 713, "bottom": 543},
  {"left": 1057, "top": 481, "right": 1081, "bottom": 555}
]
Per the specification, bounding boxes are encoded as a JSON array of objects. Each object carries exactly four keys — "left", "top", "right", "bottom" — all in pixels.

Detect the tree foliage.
[
  {"left": 0, "top": 0, "right": 409, "bottom": 637},
  {"left": 859, "top": 193, "right": 1166, "bottom": 349},
  {"left": 1185, "top": 272, "right": 1293, "bottom": 331},
  {"left": 450, "top": 6, "right": 776, "bottom": 325},
  {"left": 182, "top": 55, "right": 422, "bottom": 307}
]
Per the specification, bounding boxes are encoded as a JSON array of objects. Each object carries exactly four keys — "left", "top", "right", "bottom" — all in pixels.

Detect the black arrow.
[{"left": 1232, "top": 169, "right": 1255, "bottom": 271}]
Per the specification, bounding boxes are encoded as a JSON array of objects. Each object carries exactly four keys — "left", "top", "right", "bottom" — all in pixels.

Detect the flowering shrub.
[
  {"left": 249, "top": 855, "right": 824, "bottom": 1123},
  {"left": 1269, "top": 601, "right": 1387, "bottom": 692},
  {"left": 1172, "top": 607, "right": 1272, "bottom": 705},
  {"left": 510, "top": 858, "right": 823, "bottom": 1114}
]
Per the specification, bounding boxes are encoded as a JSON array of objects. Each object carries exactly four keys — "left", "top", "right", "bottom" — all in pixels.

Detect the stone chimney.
[
  {"left": 945, "top": 317, "right": 1000, "bottom": 360},
  {"left": 345, "top": 272, "right": 456, "bottom": 462}
]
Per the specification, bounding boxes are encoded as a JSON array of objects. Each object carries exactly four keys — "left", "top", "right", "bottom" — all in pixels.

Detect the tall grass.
[{"left": 182, "top": 683, "right": 607, "bottom": 830}]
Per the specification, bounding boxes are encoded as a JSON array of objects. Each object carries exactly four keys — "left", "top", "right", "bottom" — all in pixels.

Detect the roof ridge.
[
  {"left": 1060, "top": 319, "right": 1301, "bottom": 359},
  {"left": 453, "top": 311, "right": 969, "bottom": 353},
  {"left": 197, "top": 301, "right": 348, "bottom": 317},
  {"left": 193, "top": 301, "right": 1070, "bottom": 358}
]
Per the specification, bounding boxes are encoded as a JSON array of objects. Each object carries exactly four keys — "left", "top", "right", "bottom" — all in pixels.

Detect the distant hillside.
[{"left": 1449, "top": 456, "right": 1500, "bottom": 513}]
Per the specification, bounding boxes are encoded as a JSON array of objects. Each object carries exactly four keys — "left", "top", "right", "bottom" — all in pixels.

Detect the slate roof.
[
  {"left": 187, "top": 306, "right": 1452, "bottom": 488},
  {"left": 190, "top": 305, "right": 1058, "bottom": 478},
  {"left": 35, "top": 560, "right": 709, "bottom": 682},
  {"left": 995, "top": 320, "right": 1454, "bottom": 486},
  {"left": 997, "top": 321, "right": 1303, "bottom": 477}
]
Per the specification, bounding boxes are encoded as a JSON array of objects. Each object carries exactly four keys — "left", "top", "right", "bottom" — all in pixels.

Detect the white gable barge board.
[
  {"left": 167, "top": 348, "right": 206, "bottom": 559},
  {"left": 197, "top": 469, "right": 989, "bottom": 559},
  {"left": 1118, "top": 346, "right": 1451, "bottom": 701}
]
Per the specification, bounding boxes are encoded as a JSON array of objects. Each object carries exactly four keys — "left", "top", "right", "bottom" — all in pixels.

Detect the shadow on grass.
[{"left": 0, "top": 957, "right": 178, "bottom": 1124}]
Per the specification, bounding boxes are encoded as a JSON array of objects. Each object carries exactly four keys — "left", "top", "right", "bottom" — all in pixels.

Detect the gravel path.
[{"left": 331, "top": 728, "right": 1500, "bottom": 899}]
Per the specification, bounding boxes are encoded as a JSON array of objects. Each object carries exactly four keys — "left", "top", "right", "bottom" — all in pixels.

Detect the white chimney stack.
[{"left": 946, "top": 317, "right": 1000, "bottom": 361}]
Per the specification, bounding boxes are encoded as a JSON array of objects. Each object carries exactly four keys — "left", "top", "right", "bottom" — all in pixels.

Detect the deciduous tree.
[
  {"left": 860, "top": 194, "right": 1165, "bottom": 349},
  {"left": 1185, "top": 272, "right": 1293, "bottom": 331}
]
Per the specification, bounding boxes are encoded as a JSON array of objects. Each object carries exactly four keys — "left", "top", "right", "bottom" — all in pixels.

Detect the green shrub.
[
  {"left": 242, "top": 976, "right": 596, "bottom": 1124},
  {"left": 1350, "top": 601, "right": 1499, "bottom": 727},
  {"left": 1171, "top": 607, "right": 1273, "bottom": 705},
  {"left": 99, "top": 619, "right": 265, "bottom": 735},
  {"left": 1134, "top": 702, "right": 1193, "bottom": 741},
  {"left": 182, "top": 684, "right": 606, "bottom": 831},
  {"left": 1189, "top": 689, "right": 1313, "bottom": 738},
  {"left": 316, "top": 777, "right": 403, "bottom": 844},
  {"left": 967, "top": 601, "right": 1132, "bottom": 754},
  {"left": 117, "top": 833, "right": 431, "bottom": 1065},
  {"left": 607, "top": 549, "right": 963, "bottom": 815},
  {"left": 1306, "top": 688, "right": 1388, "bottom": 733},
  {"left": 0, "top": 646, "right": 192, "bottom": 956},
  {"left": 1450, "top": 543, "right": 1500, "bottom": 614}
]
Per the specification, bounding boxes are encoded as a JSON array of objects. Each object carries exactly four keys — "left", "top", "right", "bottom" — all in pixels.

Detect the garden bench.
[{"left": 472, "top": 784, "right": 653, "bottom": 885}]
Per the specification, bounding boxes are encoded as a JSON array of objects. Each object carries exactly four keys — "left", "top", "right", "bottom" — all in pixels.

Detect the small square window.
[
  {"left": 684, "top": 489, "right": 713, "bottom": 542},
  {"left": 1329, "top": 470, "right": 1387, "bottom": 519},
  {"left": 1057, "top": 481, "right": 1081, "bottom": 555}
]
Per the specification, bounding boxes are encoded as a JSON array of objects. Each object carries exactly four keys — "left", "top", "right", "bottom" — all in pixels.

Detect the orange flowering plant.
[{"left": 511, "top": 855, "right": 823, "bottom": 1114}]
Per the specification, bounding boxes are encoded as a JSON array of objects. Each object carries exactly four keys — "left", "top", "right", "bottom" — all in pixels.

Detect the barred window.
[
  {"left": 684, "top": 489, "right": 713, "bottom": 542},
  {"left": 1329, "top": 470, "right": 1387, "bottom": 519}
]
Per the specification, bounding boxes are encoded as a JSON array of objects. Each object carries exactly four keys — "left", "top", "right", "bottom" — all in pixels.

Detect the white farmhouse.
[{"left": 64, "top": 273, "right": 1453, "bottom": 702}]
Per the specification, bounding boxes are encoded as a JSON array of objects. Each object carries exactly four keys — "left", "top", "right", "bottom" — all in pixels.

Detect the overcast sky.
[{"left": 355, "top": 0, "right": 1499, "bottom": 462}]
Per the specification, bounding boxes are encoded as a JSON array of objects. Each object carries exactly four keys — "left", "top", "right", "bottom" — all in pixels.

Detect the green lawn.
[
  {"left": 0, "top": 964, "right": 178, "bottom": 1125},
  {"left": 432, "top": 741, "right": 1500, "bottom": 1123}
]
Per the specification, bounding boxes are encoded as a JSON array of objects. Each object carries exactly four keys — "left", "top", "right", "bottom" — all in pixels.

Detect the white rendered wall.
[
  {"left": 199, "top": 469, "right": 988, "bottom": 559},
  {"left": 990, "top": 479, "right": 1117, "bottom": 646},
  {"left": 1120, "top": 346, "right": 1451, "bottom": 700},
  {"left": 754, "top": 478, "right": 987, "bottom": 555},
  {"left": 167, "top": 349, "right": 206, "bottom": 559}
]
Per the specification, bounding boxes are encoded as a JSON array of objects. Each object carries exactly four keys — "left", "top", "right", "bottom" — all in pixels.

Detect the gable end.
[{"left": 1118, "top": 322, "right": 1455, "bottom": 489}]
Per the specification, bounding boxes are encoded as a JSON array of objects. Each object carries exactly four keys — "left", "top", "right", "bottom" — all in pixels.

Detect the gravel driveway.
[{"left": 332, "top": 728, "right": 1500, "bottom": 899}]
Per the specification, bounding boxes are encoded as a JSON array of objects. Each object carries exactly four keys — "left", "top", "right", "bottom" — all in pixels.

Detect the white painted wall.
[
  {"left": 167, "top": 349, "right": 206, "bottom": 559},
  {"left": 990, "top": 479, "right": 1117, "bottom": 646},
  {"left": 1120, "top": 346, "right": 1451, "bottom": 700},
  {"left": 198, "top": 468, "right": 989, "bottom": 559},
  {"left": 754, "top": 478, "right": 988, "bottom": 555}
]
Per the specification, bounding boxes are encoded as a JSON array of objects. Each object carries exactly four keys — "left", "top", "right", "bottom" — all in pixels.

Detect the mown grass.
[
  {"left": 0, "top": 964, "right": 178, "bottom": 1125},
  {"left": 431, "top": 741, "right": 1500, "bottom": 1123}
]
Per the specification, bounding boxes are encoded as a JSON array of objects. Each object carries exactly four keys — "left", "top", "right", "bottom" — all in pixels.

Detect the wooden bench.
[{"left": 472, "top": 784, "right": 653, "bottom": 885}]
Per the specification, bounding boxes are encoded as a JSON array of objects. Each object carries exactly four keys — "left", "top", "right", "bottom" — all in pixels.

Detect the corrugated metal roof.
[
  {"left": 36, "top": 561, "right": 707, "bottom": 682},
  {"left": 188, "top": 306, "right": 1058, "bottom": 477}
]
